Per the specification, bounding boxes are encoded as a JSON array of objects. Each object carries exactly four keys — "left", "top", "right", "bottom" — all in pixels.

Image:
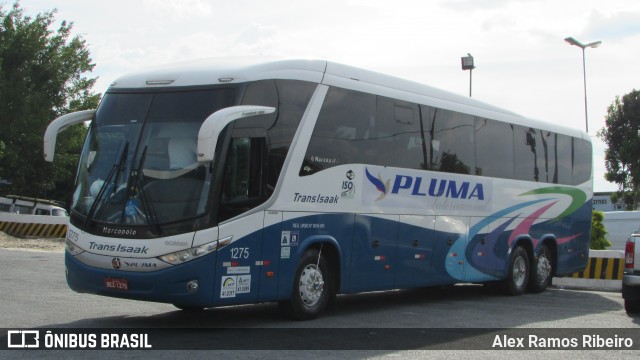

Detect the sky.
[{"left": 8, "top": 0, "right": 640, "bottom": 192}]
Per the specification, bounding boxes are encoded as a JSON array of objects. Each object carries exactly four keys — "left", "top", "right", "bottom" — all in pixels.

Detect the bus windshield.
[{"left": 71, "top": 88, "right": 236, "bottom": 227}]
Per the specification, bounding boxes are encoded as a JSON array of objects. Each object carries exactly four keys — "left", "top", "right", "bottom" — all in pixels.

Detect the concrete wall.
[
  {"left": 553, "top": 250, "right": 624, "bottom": 291},
  {"left": 0, "top": 213, "right": 68, "bottom": 238}
]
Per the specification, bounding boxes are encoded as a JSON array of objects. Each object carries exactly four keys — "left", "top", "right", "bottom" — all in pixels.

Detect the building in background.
[{"left": 593, "top": 192, "right": 626, "bottom": 212}]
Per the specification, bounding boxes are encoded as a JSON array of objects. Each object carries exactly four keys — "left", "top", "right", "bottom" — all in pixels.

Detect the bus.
[{"left": 44, "top": 58, "right": 592, "bottom": 319}]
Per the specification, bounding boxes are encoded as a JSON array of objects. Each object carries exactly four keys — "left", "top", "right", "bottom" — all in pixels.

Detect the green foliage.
[
  {"left": 597, "top": 89, "right": 640, "bottom": 210},
  {"left": 590, "top": 210, "right": 611, "bottom": 250},
  {"left": 0, "top": 2, "right": 100, "bottom": 200}
]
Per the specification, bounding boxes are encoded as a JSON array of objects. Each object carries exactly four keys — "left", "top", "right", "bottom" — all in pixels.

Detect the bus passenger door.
[
  {"left": 395, "top": 215, "right": 436, "bottom": 288},
  {"left": 349, "top": 214, "right": 399, "bottom": 292},
  {"left": 213, "top": 135, "right": 269, "bottom": 305}
]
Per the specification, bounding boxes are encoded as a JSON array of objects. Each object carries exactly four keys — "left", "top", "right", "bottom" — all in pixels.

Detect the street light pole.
[
  {"left": 564, "top": 36, "right": 601, "bottom": 134},
  {"left": 461, "top": 53, "right": 475, "bottom": 97}
]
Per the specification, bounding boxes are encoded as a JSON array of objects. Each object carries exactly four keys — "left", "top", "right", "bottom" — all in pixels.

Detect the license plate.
[{"left": 104, "top": 277, "right": 129, "bottom": 291}]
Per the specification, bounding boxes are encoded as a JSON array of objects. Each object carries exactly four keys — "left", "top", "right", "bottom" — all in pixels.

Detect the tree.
[
  {"left": 597, "top": 89, "right": 640, "bottom": 210},
  {"left": 590, "top": 210, "right": 611, "bottom": 250},
  {"left": 0, "top": 2, "right": 100, "bottom": 201}
]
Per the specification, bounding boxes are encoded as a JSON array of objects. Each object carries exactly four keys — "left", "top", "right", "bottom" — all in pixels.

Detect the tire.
[
  {"left": 504, "top": 246, "right": 530, "bottom": 296},
  {"left": 280, "top": 248, "right": 332, "bottom": 320},
  {"left": 528, "top": 244, "right": 552, "bottom": 293},
  {"left": 625, "top": 299, "right": 640, "bottom": 314}
]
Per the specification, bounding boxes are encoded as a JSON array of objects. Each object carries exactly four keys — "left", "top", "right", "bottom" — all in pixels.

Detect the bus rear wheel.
[
  {"left": 505, "top": 245, "right": 530, "bottom": 295},
  {"left": 280, "top": 248, "right": 332, "bottom": 320},
  {"left": 529, "top": 244, "right": 552, "bottom": 293}
]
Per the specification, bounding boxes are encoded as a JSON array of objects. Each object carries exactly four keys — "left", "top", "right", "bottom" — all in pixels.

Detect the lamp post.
[
  {"left": 461, "top": 53, "right": 475, "bottom": 97},
  {"left": 564, "top": 37, "right": 601, "bottom": 133}
]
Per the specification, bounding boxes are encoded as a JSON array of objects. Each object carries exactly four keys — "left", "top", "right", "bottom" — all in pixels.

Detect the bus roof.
[{"left": 109, "top": 58, "right": 587, "bottom": 139}]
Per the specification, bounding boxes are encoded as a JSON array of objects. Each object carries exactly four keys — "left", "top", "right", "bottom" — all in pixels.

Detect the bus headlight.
[
  {"left": 158, "top": 240, "right": 220, "bottom": 265},
  {"left": 66, "top": 239, "right": 85, "bottom": 256}
]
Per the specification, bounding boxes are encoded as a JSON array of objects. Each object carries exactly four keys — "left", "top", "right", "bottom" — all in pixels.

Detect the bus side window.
[
  {"left": 302, "top": 87, "right": 375, "bottom": 175},
  {"left": 430, "top": 109, "right": 475, "bottom": 174},
  {"left": 475, "top": 118, "right": 514, "bottom": 179},
  {"left": 375, "top": 96, "right": 422, "bottom": 169}
]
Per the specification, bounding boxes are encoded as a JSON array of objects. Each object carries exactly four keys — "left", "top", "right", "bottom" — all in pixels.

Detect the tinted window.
[
  {"left": 96, "top": 93, "right": 152, "bottom": 126},
  {"left": 302, "top": 86, "right": 591, "bottom": 185},
  {"left": 556, "top": 134, "right": 573, "bottom": 185},
  {"left": 238, "top": 80, "right": 278, "bottom": 129},
  {"left": 272, "top": 80, "right": 316, "bottom": 150},
  {"left": 429, "top": 108, "right": 475, "bottom": 174},
  {"left": 475, "top": 118, "right": 514, "bottom": 179},
  {"left": 241, "top": 80, "right": 316, "bottom": 186},
  {"left": 573, "top": 137, "right": 592, "bottom": 185},
  {"left": 375, "top": 97, "right": 423, "bottom": 169},
  {"left": 148, "top": 89, "right": 236, "bottom": 123},
  {"left": 303, "top": 87, "right": 376, "bottom": 175},
  {"left": 514, "top": 126, "right": 546, "bottom": 182},
  {"left": 303, "top": 88, "right": 429, "bottom": 174},
  {"left": 539, "top": 130, "right": 557, "bottom": 183}
]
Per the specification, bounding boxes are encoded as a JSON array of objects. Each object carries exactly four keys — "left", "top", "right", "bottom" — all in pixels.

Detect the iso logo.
[{"left": 7, "top": 330, "right": 40, "bottom": 348}]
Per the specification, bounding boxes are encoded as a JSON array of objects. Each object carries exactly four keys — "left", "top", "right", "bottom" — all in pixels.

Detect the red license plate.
[{"left": 104, "top": 277, "right": 129, "bottom": 291}]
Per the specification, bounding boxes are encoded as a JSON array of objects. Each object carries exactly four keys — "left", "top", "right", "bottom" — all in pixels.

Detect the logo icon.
[
  {"left": 7, "top": 330, "right": 40, "bottom": 348},
  {"left": 112, "top": 257, "right": 121, "bottom": 270},
  {"left": 365, "top": 168, "right": 390, "bottom": 201},
  {"left": 346, "top": 170, "right": 355, "bottom": 180}
]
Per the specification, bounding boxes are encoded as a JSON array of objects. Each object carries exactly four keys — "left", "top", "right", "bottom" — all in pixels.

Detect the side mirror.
[
  {"left": 44, "top": 109, "right": 96, "bottom": 162},
  {"left": 197, "top": 106, "right": 276, "bottom": 162}
]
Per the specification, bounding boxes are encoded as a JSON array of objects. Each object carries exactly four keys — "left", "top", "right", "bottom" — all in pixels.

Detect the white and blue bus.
[{"left": 44, "top": 58, "right": 592, "bottom": 319}]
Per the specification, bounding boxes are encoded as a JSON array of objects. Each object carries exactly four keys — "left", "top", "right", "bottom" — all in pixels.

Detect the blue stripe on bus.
[{"left": 66, "top": 202, "right": 591, "bottom": 306}]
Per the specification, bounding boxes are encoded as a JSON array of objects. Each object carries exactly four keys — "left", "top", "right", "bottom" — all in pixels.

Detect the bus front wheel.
[
  {"left": 505, "top": 246, "right": 530, "bottom": 295},
  {"left": 280, "top": 248, "right": 332, "bottom": 320}
]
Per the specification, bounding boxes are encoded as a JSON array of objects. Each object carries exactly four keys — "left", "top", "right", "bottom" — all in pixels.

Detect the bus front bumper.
[{"left": 65, "top": 251, "right": 217, "bottom": 307}]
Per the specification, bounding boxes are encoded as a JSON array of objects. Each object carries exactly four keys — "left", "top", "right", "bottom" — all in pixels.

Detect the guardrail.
[
  {"left": 0, "top": 213, "right": 68, "bottom": 238},
  {"left": 553, "top": 250, "right": 624, "bottom": 291}
]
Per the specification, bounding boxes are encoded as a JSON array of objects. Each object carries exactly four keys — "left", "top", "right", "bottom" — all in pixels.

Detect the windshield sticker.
[
  {"left": 220, "top": 276, "right": 237, "bottom": 298},
  {"left": 281, "top": 231, "right": 299, "bottom": 246},
  {"left": 236, "top": 275, "right": 251, "bottom": 294},
  {"left": 280, "top": 246, "right": 291, "bottom": 259}
]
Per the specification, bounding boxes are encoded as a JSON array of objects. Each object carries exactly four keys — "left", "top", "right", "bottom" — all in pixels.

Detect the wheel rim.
[
  {"left": 512, "top": 256, "right": 527, "bottom": 287},
  {"left": 299, "top": 264, "right": 324, "bottom": 307},
  {"left": 536, "top": 253, "right": 551, "bottom": 285}
]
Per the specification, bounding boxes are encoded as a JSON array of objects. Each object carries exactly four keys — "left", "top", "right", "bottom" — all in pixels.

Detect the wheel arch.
[{"left": 510, "top": 235, "right": 535, "bottom": 265}]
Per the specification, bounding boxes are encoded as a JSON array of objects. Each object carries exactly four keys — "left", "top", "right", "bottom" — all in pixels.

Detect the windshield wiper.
[
  {"left": 124, "top": 145, "right": 160, "bottom": 234},
  {"left": 84, "top": 141, "right": 129, "bottom": 230}
]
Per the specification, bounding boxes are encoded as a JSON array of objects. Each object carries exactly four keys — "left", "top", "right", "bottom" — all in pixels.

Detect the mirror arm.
[
  {"left": 197, "top": 106, "right": 275, "bottom": 162},
  {"left": 43, "top": 110, "right": 96, "bottom": 162}
]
